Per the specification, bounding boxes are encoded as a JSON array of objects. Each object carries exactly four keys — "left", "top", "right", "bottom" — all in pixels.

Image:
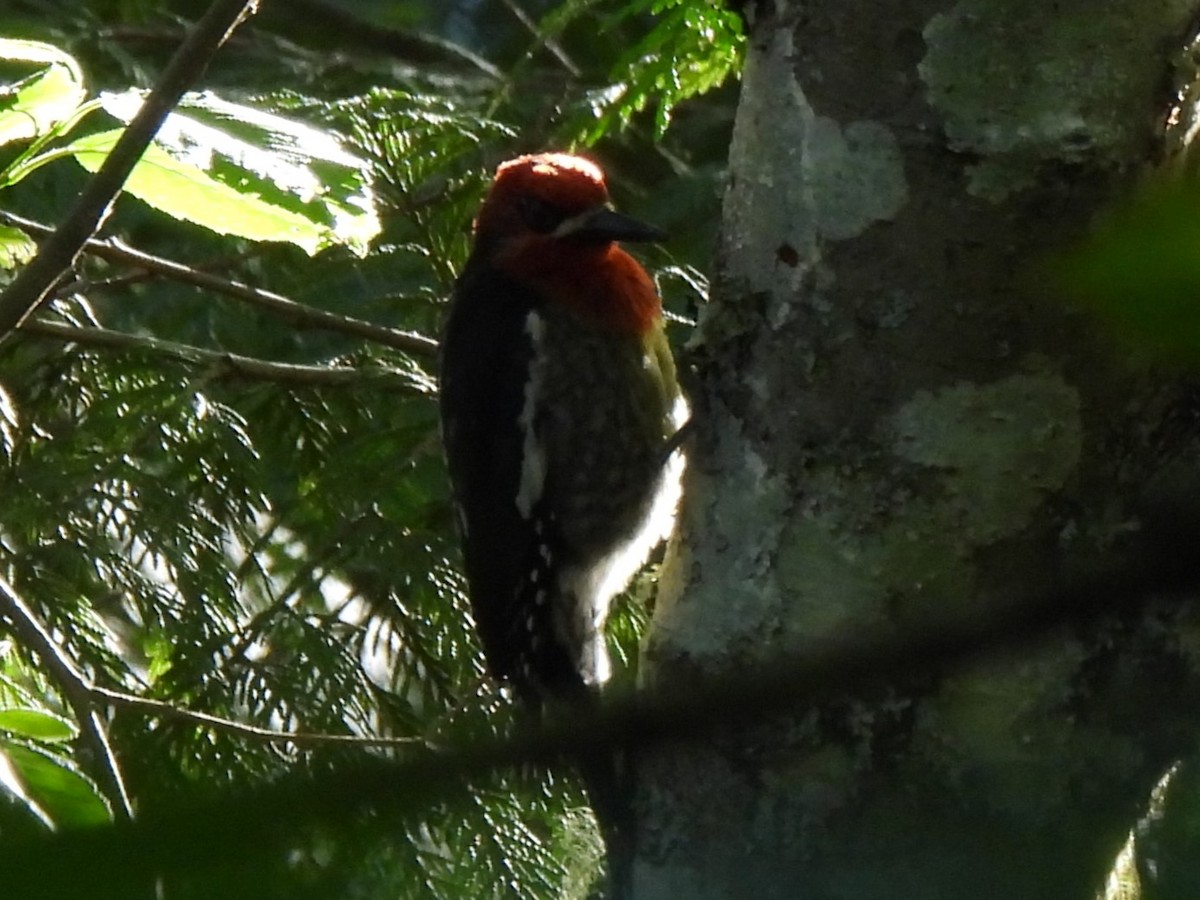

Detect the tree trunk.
[{"left": 636, "top": 2, "right": 1200, "bottom": 898}]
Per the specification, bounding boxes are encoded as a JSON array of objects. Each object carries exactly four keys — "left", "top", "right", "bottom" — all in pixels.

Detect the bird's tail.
[
  {"left": 575, "top": 736, "right": 635, "bottom": 900},
  {"left": 518, "top": 662, "right": 636, "bottom": 898}
]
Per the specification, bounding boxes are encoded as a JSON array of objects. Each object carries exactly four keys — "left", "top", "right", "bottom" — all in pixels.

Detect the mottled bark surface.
[{"left": 637, "top": 1, "right": 1200, "bottom": 898}]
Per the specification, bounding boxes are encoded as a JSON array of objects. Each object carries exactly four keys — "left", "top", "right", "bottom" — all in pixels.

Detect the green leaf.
[
  {"left": 0, "top": 223, "right": 37, "bottom": 269},
  {"left": 0, "top": 708, "right": 77, "bottom": 742},
  {"left": 0, "top": 38, "right": 87, "bottom": 146},
  {"left": 0, "top": 745, "right": 54, "bottom": 829},
  {"left": 87, "top": 89, "right": 380, "bottom": 255},
  {"left": 64, "top": 129, "right": 333, "bottom": 254},
  {"left": 0, "top": 742, "right": 111, "bottom": 830},
  {"left": 1056, "top": 178, "right": 1200, "bottom": 362},
  {"left": 0, "top": 743, "right": 111, "bottom": 828}
]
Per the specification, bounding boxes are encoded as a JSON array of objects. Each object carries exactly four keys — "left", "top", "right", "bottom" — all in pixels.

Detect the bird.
[{"left": 438, "top": 151, "right": 687, "bottom": 895}]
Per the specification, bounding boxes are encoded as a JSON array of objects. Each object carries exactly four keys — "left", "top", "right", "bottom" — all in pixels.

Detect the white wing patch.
[{"left": 515, "top": 311, "right": 547, "bottom": 519}]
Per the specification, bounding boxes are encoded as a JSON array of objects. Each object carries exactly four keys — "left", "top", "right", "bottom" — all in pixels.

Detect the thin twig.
[
  {"left": 0, "top": 578, "right": 133, "bottom": 819},
  {"left": 498, "top": 0, "right": 582, "bottom": 77},
  {"left": 286, "top": 0, "right": 503, "bottom": 80},
  {"left": 0, "top": 211, "right": 439, "bottom": 358},
  {"left": 221, "top": 514, "right": 372, "bottom": 667},
  {"left": 90, "top": 686, "right": 425, "bottom": 749},
  {"left": 18, "top": 320, "right": 434, "bottom": 393},
  {"left": 0, "top": 578, "right": 424, "bottom": 754},
  {"left": 0, "top": 0, "right": 260, "bottom": 342}
]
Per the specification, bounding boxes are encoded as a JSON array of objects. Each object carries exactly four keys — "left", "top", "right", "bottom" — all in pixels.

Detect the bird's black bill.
[{"left": 557, "top": 207, "right": 667, "bottom": 244}]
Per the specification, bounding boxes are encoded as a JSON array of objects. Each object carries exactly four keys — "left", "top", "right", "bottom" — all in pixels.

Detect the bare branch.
[
  {"left": 0, "top": 212, "right": 439, "bottom": 358},
  {"left": 0, "top": 0, "right": 261, "bottom": 342},
  {"left": 18, "top": 320, "right": 434, "bottom": 393},
  {"left": 0, "top": 578, "right": 133, "bottom": 820}
]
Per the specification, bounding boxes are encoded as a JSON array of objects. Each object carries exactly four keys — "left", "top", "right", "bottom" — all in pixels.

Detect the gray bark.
[{"left": 637, "top": 1, "right": 1200, "bottom": 897}]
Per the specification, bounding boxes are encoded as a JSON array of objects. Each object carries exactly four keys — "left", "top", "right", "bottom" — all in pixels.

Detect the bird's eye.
[{"left": 519, "top": 196, "right": 566, "bottom": 234}]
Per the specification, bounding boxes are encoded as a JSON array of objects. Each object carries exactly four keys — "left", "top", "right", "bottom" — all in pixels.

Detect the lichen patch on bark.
[
  {"left": 888, "top": 367, "right": 1083, "bottom": 544},
  {"left": 920, "top": 0, "right": 1198, "bottom": 199}
]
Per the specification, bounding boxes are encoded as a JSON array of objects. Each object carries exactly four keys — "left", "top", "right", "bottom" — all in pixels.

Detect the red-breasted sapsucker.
[{"left": 439, "top": 153, "right": 686, "bottom": 703}]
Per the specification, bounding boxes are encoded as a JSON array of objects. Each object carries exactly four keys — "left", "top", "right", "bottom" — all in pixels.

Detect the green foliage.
[
  {"left": 562, "top": 0, "right": 744, "bottom": 142},
  {"left": 0, "top": 223, "right": 35, "bottom": 266},
  {"left": 0, "top": 0, "right": 737, "bottom": 896},
  {"left": 0, "top": 694, "right": 111, "bottom": 832},
  {"left": 1056, "top": 176, "right": 1200, "bottom": 363},
  {"left": 0, "top": 38, "right": 87, "bottom": 145},
  {"left": 0, "top": 742, "right": 111, "bottom": 829},
  {"left": 0, "top": 41, "right": 378, "bottom": 254}
]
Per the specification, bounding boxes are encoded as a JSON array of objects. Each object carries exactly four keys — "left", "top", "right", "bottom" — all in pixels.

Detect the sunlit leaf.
[
  {"left": 1, "top": 744, "right": 111, "bottom": 828},
  {"left": 0, "top": 38, "right": 86, "bottom": 146},
  {"left": 0, "top": 223, "right": 37, "bottom": 269},
  {"left": 63, "top": 129, "right": 343, "bottom": 254},
  {"left": 96, "top": 89, "right": 380, "bottom": 255},
  {"left": 0, "top": 708, "right": 77, "bottom": 742},
  {"left": 0, "top": 744, "right": 54, "bottom": 828}
]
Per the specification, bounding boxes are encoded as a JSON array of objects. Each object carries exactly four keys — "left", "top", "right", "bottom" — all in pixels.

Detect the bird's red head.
[{"left": 472, "top": 153, "right": 666, "bottom": 336}]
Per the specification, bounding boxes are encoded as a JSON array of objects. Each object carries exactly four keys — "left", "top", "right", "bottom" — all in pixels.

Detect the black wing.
[{"left": 439, "top": 256, "right": 541, "bottom": 683}]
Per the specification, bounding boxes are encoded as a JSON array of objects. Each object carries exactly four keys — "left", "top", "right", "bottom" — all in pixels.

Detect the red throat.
[{"left": 498, "top": 238, "right": 661, "bottom": 336}]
